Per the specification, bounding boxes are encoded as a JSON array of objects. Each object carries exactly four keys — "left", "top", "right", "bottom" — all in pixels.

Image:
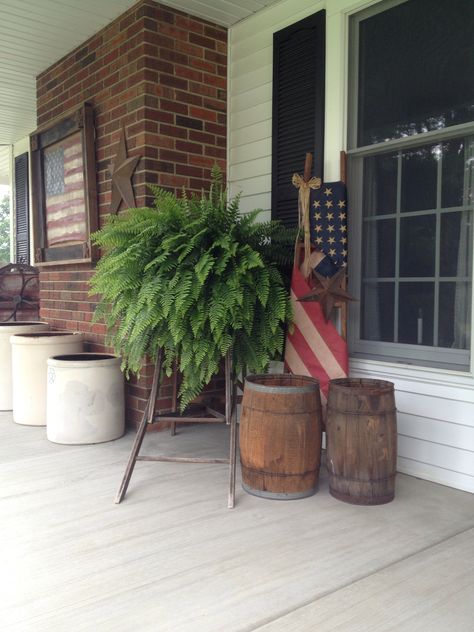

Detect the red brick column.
[{"left": 35, "top": 0, "right": 227, "bottom": 427}]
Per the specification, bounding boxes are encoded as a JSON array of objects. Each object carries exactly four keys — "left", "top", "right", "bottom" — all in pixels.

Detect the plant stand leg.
[
  {"left": 170, "top": 361, "right": 178, "bottom": 436},
  {"left": 228, "top": 379, "right": 238, "bottom": 509},
  {"left": 225, "top": 352, "right": 232, "bottom": 426},
  {"left": 114, "top": 351, "right": 163, "bottom": 504},
  {"left": 226, "top": 352, "right": 237, "bottom": 508}
]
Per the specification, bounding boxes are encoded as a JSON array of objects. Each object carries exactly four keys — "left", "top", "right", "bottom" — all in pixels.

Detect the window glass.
[
  {"left": 398, "top": 282, "right": 434, "bottom": 345},
  {"left": 440, "top": 210, "right": 472, "bottom": 277},
  {"left": 350, "top": 0, "right": 473, "bottom": 370},
  {"left": 357, "top": 0, "right": 474, "bottom": 146},
  {"left": 399, "top": 214, "right": 436, "bottom": 277},
  {"left": 401, "top": 145, "right": 437, "bottom": 213},
  {"left": 439, "top": 282, "right": 471, "bottom": 349},
  {"left": 357, "top": 139, "right": 472, "bottom": 365},
  {"left": 361, "top": 282, "right": 395, "bottom": 342},
  {"left": 362, "top": 218, "right": 396, "bottom": 278},
  {"left": 441, "top": 139, "right": 466, "bottom": 208},
  {"left": 363, "top": 153, "right": 398, "bottom": 216}
]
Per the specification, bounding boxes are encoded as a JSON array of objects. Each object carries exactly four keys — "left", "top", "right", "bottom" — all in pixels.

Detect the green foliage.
[
  {"left": 0, "top": 195, "right": 11, "bottom": 262},
  {"left": 90, "top": 170, "right": 294, "bottom": 411}
]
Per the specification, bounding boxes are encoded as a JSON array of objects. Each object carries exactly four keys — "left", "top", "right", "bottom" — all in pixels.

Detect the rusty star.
[
  {"left": 109, "top": 128, "right": 140, "bottom": 214},
  {"left": 298, "top": 267, "right": 356, "bottom": 321}
]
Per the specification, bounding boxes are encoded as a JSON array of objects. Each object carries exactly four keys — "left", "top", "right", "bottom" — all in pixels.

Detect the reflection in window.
[
  {"left": 442, "top": 139, "right": 465, "bottom": 208},
  {"left": 363, "top": 153, "right": 397, "bottom": 216},
  {"left": 401, "top": 145, "right": 437, "bottom": 212},
  {"left": 357, "top": 0, "right": 474, "bottom": 146}
]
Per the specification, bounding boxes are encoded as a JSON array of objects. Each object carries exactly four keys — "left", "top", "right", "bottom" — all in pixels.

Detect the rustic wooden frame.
[{"left": 30, "top": 102, "right": 98, "bottom": 266}]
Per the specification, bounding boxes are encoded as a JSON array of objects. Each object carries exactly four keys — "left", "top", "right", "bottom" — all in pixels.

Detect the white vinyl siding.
[
  {"left": 228, "top": 0, "right": 474, "bottom": 494},
  {"left": 228, "top": 0, "right": 326, "bottom": 221},
  {"left": 349, "top": 358, "right": 474, "bottom": 493}
]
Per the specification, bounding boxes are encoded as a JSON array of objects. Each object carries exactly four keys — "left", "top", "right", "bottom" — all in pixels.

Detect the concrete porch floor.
[{"left": 1, "top": 411, "right": 474, "bottom": 632}]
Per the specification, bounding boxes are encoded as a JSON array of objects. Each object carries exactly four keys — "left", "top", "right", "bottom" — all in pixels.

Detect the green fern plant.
[{"left": 90, "top": 167, "right": 294, "bottom": 410}]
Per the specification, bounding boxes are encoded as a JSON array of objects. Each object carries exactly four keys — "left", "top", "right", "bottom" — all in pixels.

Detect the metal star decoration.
[
  {"left": 109, "top": 128, "right": 140, "bottom": 214},
  {"left": 298, "top": 267, "right": 356, "bottom": 321}
]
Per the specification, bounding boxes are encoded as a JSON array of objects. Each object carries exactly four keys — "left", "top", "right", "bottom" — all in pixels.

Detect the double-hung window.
[{"left": 348, "top": 0, "right": 474, "bottom": 371}]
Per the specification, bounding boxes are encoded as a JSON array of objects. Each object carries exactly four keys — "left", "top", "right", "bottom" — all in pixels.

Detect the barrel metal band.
[
  {"left": 326, "top": 407, "right": 397, "bottom": 416},
  {"left": 242, "top": 406, "right": 319, "bottom": 416},
  {"left": 242, "top": 465, "right": 317, "bottom": 477},
  {"left": 245, "top": 381, "right": 318, "bottom": 395},
  {"left": 329, "top": 473, "right": 395, "bottom": 483}
]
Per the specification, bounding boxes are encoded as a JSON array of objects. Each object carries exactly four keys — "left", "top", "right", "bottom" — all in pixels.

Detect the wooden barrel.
[
  {"left": 326, "top": 378, "right": 397, "bottom": 505},
  {"left": 239, "top": 374, "right": 322, "bottom": 499}
]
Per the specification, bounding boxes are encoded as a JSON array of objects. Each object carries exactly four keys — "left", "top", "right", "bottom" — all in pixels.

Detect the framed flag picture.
[{"left": 30, "top": 102, "right": 98, "bottom": 265}]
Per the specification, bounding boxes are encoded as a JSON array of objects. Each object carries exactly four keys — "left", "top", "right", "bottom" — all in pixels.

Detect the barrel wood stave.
[
  {"left": 326, "top": 378, "right": 397, "bottom": 505},
  {"left": 240, "top": 374, "right": 322, "bottom": 500}
]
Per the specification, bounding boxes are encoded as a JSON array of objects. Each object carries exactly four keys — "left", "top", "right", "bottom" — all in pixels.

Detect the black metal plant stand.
[{"left": 115, "top": 349, "right": 238, "bottom": 508}]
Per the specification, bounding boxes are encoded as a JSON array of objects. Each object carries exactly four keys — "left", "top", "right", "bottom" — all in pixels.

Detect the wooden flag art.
[{"left": 285, "top": 264, "right": 348, "bottom": 405}]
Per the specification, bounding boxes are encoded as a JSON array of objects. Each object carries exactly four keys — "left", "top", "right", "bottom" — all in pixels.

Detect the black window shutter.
[
  {"left": 271, "top": 11, "right": 326, "bottom": 227},
  {"left": 14, "top": 153, "right": 30, "bottom": 264}
]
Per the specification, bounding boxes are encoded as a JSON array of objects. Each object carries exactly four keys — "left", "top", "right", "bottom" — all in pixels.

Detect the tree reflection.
[{"left": 366, "top": 107, "right": 474, "bottom": 146}]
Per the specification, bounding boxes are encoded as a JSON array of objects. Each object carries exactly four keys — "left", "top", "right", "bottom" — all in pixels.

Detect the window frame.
[{"left": 347, "top": 0, "right": 474, "bottom": 372}]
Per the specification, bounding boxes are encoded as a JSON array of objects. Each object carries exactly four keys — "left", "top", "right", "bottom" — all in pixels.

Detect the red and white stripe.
[
  {"left": 284, "top": 265, "right": 348, "bottom": 405},
  {"left": 45, "top": 133, "right": 87, "bottom": 246}
]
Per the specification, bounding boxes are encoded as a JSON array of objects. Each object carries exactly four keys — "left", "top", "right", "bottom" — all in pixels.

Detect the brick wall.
[{"left": 35, "top": 0, "right": 227, "bottom": 426}]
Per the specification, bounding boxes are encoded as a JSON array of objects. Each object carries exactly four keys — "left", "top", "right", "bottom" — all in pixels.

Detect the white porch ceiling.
[{"left": 0, "top": 0, "right": 282, "bottom": 147}]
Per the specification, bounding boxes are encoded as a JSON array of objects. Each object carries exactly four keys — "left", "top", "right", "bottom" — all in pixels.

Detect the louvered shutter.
[
  {"left": 14, "top": 153, "right": 30, "bottom": 264},
  {"left": 271, "top": 11, "right": 326, "bottom": 227}
]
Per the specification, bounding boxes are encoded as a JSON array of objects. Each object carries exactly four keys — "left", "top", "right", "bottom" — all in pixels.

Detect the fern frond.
[{"left": 90, "top": 171, "right": 294, "bottom": 411}]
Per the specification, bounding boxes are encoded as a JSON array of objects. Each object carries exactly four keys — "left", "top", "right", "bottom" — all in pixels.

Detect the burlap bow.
[{"left": 292, "top": 173, "right": 321, "bottom": 278}]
